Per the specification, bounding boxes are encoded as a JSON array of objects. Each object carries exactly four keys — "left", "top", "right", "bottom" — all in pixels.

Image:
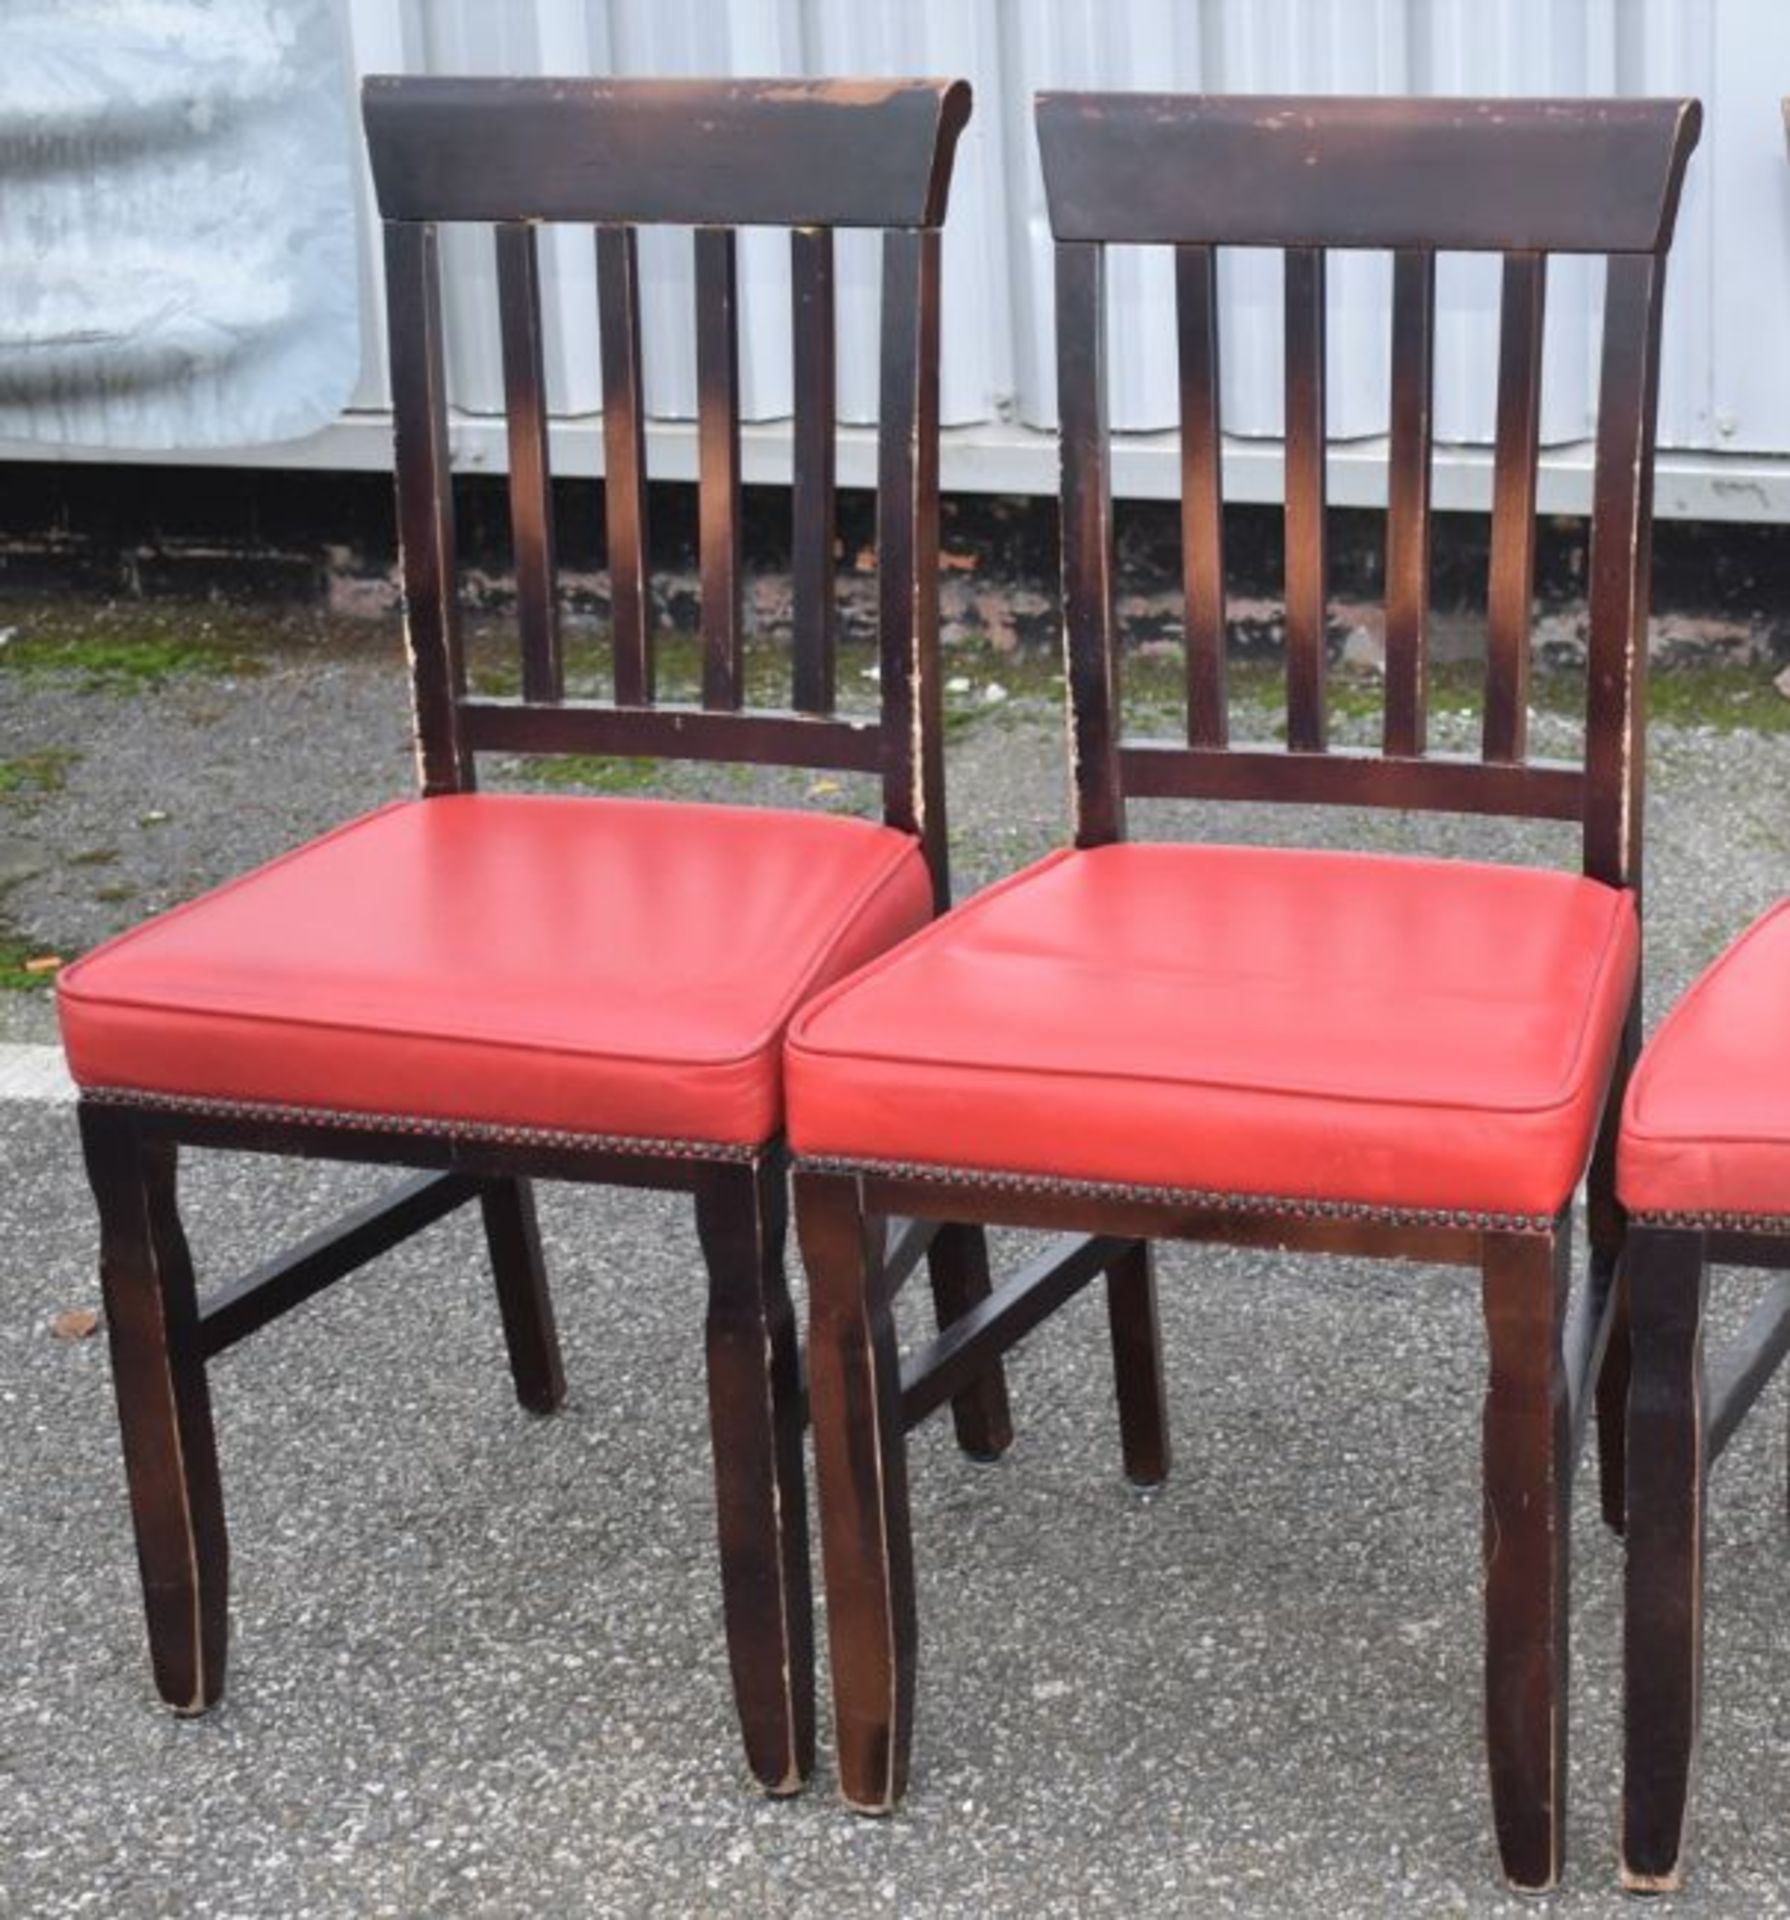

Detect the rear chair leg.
[
  {"left": 79, "top": 1104, "right": 228, "bottom": 1714},
  {"left": 925, "top": 1223, "right": 1013, "bottom": 1461},
  {"left": 1481, "top": 1222, "right": 1572, "bottom": 1893},
  {"left": 798, "top": 1169, "right": 915, "bottom": 1813},
  {"left": 1589, "top": 1009, "right": 1639, "bottom": 1535},
  {"left": 1621, "top": 1226, "right": 1708, "bottom": 1893},
  {"left": 695, "top": 1159, "right": 815, "bottom": 1794},
  {"left": 479, "top": 1176, "right": 564, "bottom": 1414},
  {"left": 1106, "top": 1240, "right": 1170, "bottom": 1486}
]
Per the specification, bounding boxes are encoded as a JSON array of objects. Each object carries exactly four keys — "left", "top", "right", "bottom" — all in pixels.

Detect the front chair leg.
[
  {"left": 924, "top": 1223, "right": 1013, "bottom": 1461},
  {"left": 797, "top": 1169, "right": 915, "bottom": 1813},
  {"left": 1480, "top": 1222, "right": 1572, "bottom": 1892},
  {"left": 695, "top": 1157, "right": 814, "bottom": 1795},
  {"left": 79, "top": 1104, "right": 228, "bottom": 1714},
  {"left": 1621, "top": 1226, "right": 1708, "bottom": 1893},
  {"left": 478, "top": 1176, "right": 564, "bottom": 1414}
]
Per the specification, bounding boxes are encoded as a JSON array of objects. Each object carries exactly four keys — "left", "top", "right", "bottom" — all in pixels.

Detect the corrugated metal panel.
[{"left": 25, "top": 0, "right": 1790, "bottom": 515}]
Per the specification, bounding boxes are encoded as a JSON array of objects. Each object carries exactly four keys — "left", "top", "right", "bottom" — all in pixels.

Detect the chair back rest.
[
  {"left": 1036, "top": 93, "right": 1701, "bottom": 890},
  {"left": 363, "top": 76, "right": 972, "bottom": 903}
]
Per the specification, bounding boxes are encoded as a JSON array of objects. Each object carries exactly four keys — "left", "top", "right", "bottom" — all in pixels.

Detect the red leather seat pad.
[
  {"left": 787, "top": 842, "right": 1637, "bottom": 1218},
  {"left": 1620, "top": 898, "right": 1790, "bottom": 1218},
  {"left": 59, "top": 794, "right": 932, "bottom": 1147}
]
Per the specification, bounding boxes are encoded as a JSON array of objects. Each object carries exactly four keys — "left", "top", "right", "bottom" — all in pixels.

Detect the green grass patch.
[
  {"left": 0, "top": 933, "right": 62, "bottom": 992},
  {"left": 0, "top": 749, "right": 77, "bottom": 796},
  {"left": 0, "top": 608, "right": 265, "bottom": 688},
  {"left": 522, "top": 754, "right": 663, "bottom": 793}
]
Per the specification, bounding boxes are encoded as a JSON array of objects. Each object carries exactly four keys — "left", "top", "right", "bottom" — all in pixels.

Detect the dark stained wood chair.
[
  {"left": 1617, "top": 910, "right": 1790, "bottom": 1890},
  {"left": 54, "top": 74, "right": 1012, "bottom": 1796},
  {"left": 786, "top": 92, "right": 1701, "bottom": 1889}
]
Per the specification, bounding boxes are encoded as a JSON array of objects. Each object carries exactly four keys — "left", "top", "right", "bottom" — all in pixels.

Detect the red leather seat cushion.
[
  {"left": 1620, "top": 899, "right": 1790, "bottom": 1218},
  {"left": 787, "top": 842, "right": 1637, "bottom": 1219},
  {"left": 59, "top": 794, "right": 931, "bottom": 1148}
]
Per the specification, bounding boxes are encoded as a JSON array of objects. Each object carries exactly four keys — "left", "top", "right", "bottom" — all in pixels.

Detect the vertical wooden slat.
[
  {"left": 1176, "top": 244, "right": 1226, "bottom": 748},
  {"left": 383, "top": 220, "right": 471, "bottom": 794},
  {"left": 495, "top": 222, "right": 562, "bottom": 704},
  {"left": 1283, "top": 246, "right": 1328, "bottom": 754},
  {"left": 878, "top": 227, "right": 949, "bottom": 905},
  {"left": 1384, "top": 248, "right": 1434, "bottom": 759},
  {"left": 1484, "top": 252, "right": 1548, "bottom": 764},
  {"left": 1056, "top": 239, "right": 1124, "bottom": 847},
  {"left": 791, "top": 228, "right": 837, "bottom": 715},
  {"left": 597, "top": 224, "right": 652, "bottom": 705},
  {"left": 1585, "top": 252, "right": 1667, "bottom": 892},
  {"left": 695, "top": 226, "right": 743, "bottom": 710}
]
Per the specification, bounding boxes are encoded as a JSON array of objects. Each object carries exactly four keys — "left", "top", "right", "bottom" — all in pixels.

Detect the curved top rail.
[
  {"left": 364, "top": 75, "right": 972, "bottom": 229},
  {"left": 1036, "top": 92, "right": 1701, "bottom": 254}
]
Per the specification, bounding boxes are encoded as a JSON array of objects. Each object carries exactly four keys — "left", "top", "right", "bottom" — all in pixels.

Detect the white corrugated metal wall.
[{"left": 28, "top": 0, "right": 1790, "bottom": 518}]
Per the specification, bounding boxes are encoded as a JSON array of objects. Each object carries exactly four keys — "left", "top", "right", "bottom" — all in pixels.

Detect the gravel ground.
[{"left": 1, "top": 603, "right": 1787, "bottom": 1917}]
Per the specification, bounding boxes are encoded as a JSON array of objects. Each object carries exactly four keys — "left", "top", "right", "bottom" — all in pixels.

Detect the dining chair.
[
  {"left": 55, "top": 73, "right": 1010, "bottom": 1796},
  {"left": 787, "top": 92, "right": 1701, "bottom": 1889},
  {"left": 1617, "top": 905, "right": 1790, "bottom": 1889}
]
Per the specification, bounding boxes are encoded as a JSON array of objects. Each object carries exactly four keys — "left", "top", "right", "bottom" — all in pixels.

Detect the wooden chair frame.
[
  {"left": 74, "top": 74, "right": 1017, "bottom": 1795},
  {"left": 1619, "top": 1222, "right": 1790, "bottom": 1889},
  {"left": 795, "top": 92, "right": 1701, "bottom": 1890}
]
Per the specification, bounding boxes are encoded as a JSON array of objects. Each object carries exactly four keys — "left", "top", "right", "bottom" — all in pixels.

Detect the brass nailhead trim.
[
  {"left": 797, "top": 1154, "right": 1553, "bottom": 1234},
  {"left": 1631, "top": 1208, "right": 1790, "bottom": 1235},
  {"left": 81, "top": 1085, "right": 755, "bottom": 1163}
]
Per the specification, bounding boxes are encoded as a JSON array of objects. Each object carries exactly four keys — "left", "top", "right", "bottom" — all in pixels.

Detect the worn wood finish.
[
  {"left": 383, "top": 220, "right": 469, "bottom": 795},
  {"left": 1621, "top": 1226, "right": 1707, "bottom": 1893},
  {"left": 1584, "top": 252, "right": 1668, "bottom": 893},
  {"left": 899, "top": 1231, "right": 1131, "bottom": 1431},
  {"left": 696, "top": 227, "right": 744, "bottom": 711},
  {"left": 798, "top": 1170, "right": 916, "bottom": 1812},
  {"left": 1383, "top": 247, "right": 1434, "bottom": 758},
  {"left": 878, "top": 226, "right": 950, "bottom": 904},
  {"left": 1176, "top": 244, "right": 1226, "bottom": 747},
  {"left": 1119, "top": 741, "right": 1584, "bottom": 819},
  {"left": 495, "top": 221, "right": 563, "bottom": 704},
  {"left": 795, "top": 90, "right": 1698, "bottom": 1882},
  {"left": 460, "top": 698, "right": 881, "bottom": 772},
  {"left": 79, "top": 77, "right": 980, "bottom": 1795},
  {"left": 1105, "top": 1240, "right": 1170, "bottom": 1487},
  {"left": 922, "top": 1222, "right": 1014, "bottom": 1461},
  {"left": 1481, "top": 1221, "right": 1573, "bottom": 1892},
  {"left": 1283, "top": 246, "right": 1329, "bottom": 754},
  {"left": 696, "top": 1156, "right": 815, "bottom": 1794},
  {"left": 1483, "top": 253, "right": 1546, "bottom": 764},
  {"left": 80, "top": 1105, "right": 228, "bottom": 1714},
  {"left": 198, "top": 1169, "right": 479, "bottom": 1359},
  {"left": 365, "top": 76, "right": 972, "bottom": 229},
  {"left": 478, "top": 1176, "right": 565, "bottom": 1415},
  {"left": 1057, "top": 239, "right": 1124, "bottom": 848},
  {"left": 596, "top": 224, "right": 653, "bottom": 706},
  {"left": 792, "top": 227, "right": 838, "bottom": 715},
  {"left": 1034, "top": 93, "right": 1702, "bottom": 252}
]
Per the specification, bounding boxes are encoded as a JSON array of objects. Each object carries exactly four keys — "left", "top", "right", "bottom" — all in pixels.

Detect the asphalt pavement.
[{"left": 1, "top": 607, "right": 1786, "bottom": 1916}]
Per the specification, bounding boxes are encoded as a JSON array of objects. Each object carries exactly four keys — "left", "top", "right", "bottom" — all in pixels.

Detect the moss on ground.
[
  {"left": 0, "top": 750, "right": 77, "bottom": 796},
  {"left": 0, "top": 605, "right": 266, "bottom": 688}
]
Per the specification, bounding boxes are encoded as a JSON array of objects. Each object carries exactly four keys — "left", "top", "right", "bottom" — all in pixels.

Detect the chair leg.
[
  {"left": 79, "top": 1104, "right": 228, "bottom": 1714},
  {"left": 796, "top": 1169, "right": 915, "bottom": 1813},
  {"left": 1480, "top": 1223, "right": 1572, "bottom": 1892},
  {"left": 694, "top": 1158, "right": 815, "bottom": 1795},
  {"left": 478, "top": 1176, "right": 565, "bottom": 1414},
  {"left": 1588, "top": 1009, "right": 1639, "bottom": 1535},
  {"left": 924, "top": 1223, "right": 1013, "bottom": 1462},
  {"left": 1621, "top": 1226, "right": 1708, "bottom": 1893},
  {"left": 1106, "top": 1240, "right": 1170, "bottom": 1487}
]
